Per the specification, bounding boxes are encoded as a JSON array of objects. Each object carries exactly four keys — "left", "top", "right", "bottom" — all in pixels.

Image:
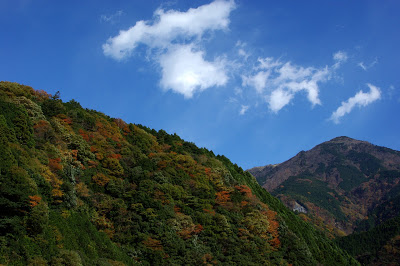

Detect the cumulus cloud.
[
  {"left": 159, "top": 45, "right": 228, "bottom": 98},
  {"left": 103, "top": 0, "right": 236, "bottom": 60},
  {"left": 269, "top": 89, "right": 294, "bottom": 112},
  {"left": 102, "top": 0, "right": 235, "bottom": 98},
  {"left": 330, "top": 83, "right": 381, "bottom": 123},
  {"left": 242, "top": 58, "right": 331, "bottom": 113}
]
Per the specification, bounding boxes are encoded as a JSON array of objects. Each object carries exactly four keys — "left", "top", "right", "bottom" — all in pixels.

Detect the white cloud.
[
  {"left": 333, "top": 51, "right": 348, "bottom": 69},
  {"left": 159, "top": 45, "right": 228, "bottom": 98},
  {"left": 242, "top": 58, "right": 331, "bottom": 112},
  {"left": 102, "top": 0, "right": 235, "bottom": 98},
  {"left": 358, "top": 62, "right": 367, "bottom": 71},
  {"left": 234, "top": 87, "right": 243, "bottom": 96},
  {"left": 103, "top": 0, "right": 236, "bottom": 60},
  {"left": 330, "top": 83, "right": 381, "bottom": 123},
  {"left": 358, "top": 58, "right": 378, "bottom": 71},
  {"left": 269, "top": 89, "right": 294, "bottom": 112},
  {"left": 257, "top": 57, "right": 281, "bottom": 70},
  {"left": 239, "top": 105, "right": 249, "bottom": 115},
  {"left": 101, "top": 10, "right": 124, "bottom": 23},
  {"left": 238, "top": 48, "right": 250, "bottom": 60},
  {"left": 242, "top": 71, "right": 270, "bottom": 94}
]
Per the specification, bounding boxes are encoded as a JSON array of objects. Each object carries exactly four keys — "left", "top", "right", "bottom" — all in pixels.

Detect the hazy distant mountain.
[{"left": 248, "top": 136, "right": 400, "bottom": 235}]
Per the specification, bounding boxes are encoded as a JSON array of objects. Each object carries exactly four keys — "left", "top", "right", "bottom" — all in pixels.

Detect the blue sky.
[{"left": 1, "top": 0, "right": 400, "bottom": 169}]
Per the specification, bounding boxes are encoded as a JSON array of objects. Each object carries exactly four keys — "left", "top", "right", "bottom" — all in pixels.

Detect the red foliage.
[
  {"left": 33, "top": 120, "right": 52, "bottom": 139},
  {"left": 114, "top": 118, "right": 131, "bottom": 135},
  {"left": 108, "top": 154, "right": 122, "bottom": 160},
  {"left": 79, "top": 129, "right": 90, "bottom": 142}
]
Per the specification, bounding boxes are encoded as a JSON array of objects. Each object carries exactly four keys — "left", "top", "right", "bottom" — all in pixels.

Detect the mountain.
[
  {"left": 336, "top": 215, "right": 400, "bottom": 265},
  {"left": 248, "top": 136, "right": 400, "bottom": 236},
  {"left": 0, "top": 81, "right": 357, "bottom": 265}
]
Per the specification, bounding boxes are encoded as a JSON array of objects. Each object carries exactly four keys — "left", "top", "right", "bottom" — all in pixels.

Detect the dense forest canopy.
[{"left": 0, "top": 81, "right": 357, "bottom": 265}]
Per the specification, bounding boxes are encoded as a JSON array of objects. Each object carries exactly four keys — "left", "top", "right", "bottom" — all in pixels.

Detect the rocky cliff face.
[{"left": 248, "top": 136, "right": 400, "bottom": 235}]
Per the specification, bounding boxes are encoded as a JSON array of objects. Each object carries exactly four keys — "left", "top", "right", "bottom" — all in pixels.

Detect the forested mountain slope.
[
  {"left": 0, "top": 81, "right": 357, "bottom": 265},
  {"left": 248, "top": 136, "right": 400, "bottom": 236}
]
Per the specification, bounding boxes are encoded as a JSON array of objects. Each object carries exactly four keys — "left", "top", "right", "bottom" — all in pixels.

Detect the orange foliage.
[
  {"left": 63, "top": 117, "right": 72, "bottom": 125},
  {"left": 174, "top": 206, "right": 182, "bottom": 214},
  {"left": 238, "top": 228, "right": 250, "bottom": 239},
  {"left": 202, "top": 253, "right": 216, "bottom": 265},
  {"left": 178, "top": 228, "right": 193, "bottom": 239},
  {"left": 34, "top": 89, "right": 51, "bottom": 101},
  {"left": 29, "top": 195, "right": 42, "bottom": 208},
  {"left": 88, "top": 160, "right": 98, "bottom": 168},
  {"left": 240, "top": 201, "right": 249, "bottom": 207},
  {"left": 158, "top": 160, "right": 167, "bottom": 170},
  {"left": 96, "top": 153, "right": 104, "bottom": 161},
  {"left": 71, "top": 150, "right": 78, "bottom": 160},
  {"left": 114, "top": 118, "right": 131, "bottom": 135},
  {"left": 265, "top": 209, "right": 280, "bottom": 249},
  {"left": 154, "top": 190, "right": 169, "bottom": 205},
  {"left": 235, "top": 185, "right": 253, "bottom": 198},
  {"left": 48, "top": 158, "right": 62, "bottom": 172},
  {"left": 162, "top": 144, "right": 171, "bottom": 151},
  {"left": 204, "top": 167, "right": 212, "bottom": 176},
  {"left": 215, "top": 191, "right": 231, "bottom": 206},
  {"left": 193, "top": 224, "right": 203, "bottom": 234},
  {"left": 203, "top": 208, "right": 216, "bottom": 216}
]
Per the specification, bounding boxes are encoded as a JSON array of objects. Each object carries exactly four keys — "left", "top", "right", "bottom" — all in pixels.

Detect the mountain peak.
[
  {"left": 330, "top": 136, "right": 355, "bottom": 142},
  {"left": 248, "top": 136, "right": 400, "bottom": 236}
]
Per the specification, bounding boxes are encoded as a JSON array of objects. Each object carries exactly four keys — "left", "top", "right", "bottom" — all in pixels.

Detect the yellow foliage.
[
  {"left": 52, "top": 188, "right": 64, "bottom": 198},
  {"left": 75, "top": 182, "right": 90, "bottom": 197},
  {"left": 92, "top": 173, "right": 110, "bottom": 186}
]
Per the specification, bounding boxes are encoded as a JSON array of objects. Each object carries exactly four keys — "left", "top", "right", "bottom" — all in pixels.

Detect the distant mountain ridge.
[{"left": 248, "top": 136, "right": 400, "bottom": 235}]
